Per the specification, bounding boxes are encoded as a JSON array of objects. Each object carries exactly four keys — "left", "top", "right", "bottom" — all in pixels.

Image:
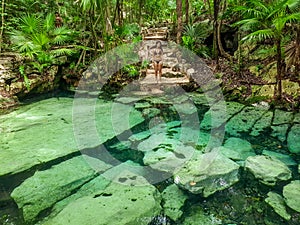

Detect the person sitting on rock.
[{"left": 152, "top": 41, "right": 163, "bottom": 82}]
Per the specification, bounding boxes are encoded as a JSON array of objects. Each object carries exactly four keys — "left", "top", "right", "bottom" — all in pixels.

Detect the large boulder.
[
  {"left": 287, "top": 124, "right": 300, "bottom": 153},
  {"left": 265, "top": 192, "right": 291, "bottom": 220},
  {"left": 283, "top": 180, "right": 300, "bottom": 213},
  {"left": 162, "top": 184, "right": 188, "bottom": 221},
  {"left": 10, "top": 155, "right": 112, "bottom": 223},
  {"left": 245, "top": 155, "right": 292, "bottom": 186},
  {"left": 174, "top": 151, "right": 240, "bottom": 197},
  {"left": 43, "top": 182, "right": 162, "bottom": 225}
]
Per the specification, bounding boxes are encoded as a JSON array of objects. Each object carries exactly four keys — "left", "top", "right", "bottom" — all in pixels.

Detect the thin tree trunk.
[
  {"left": 185, "top": 0, "right": 189, "bottom": 24},
  {"left": 0, "top": 0, "right": 5, "bottom": 53},
  {"left": 213, "top": 0, "right": 220, "bottom": 68},
  {"left": 217, "top": 20, "right": 232, "bottom": 61},
  {"left": 295, "top": 25, "right": 300, "bottom": 76},
  {"left": 176, "top": 0, "right": 182, "bottom": 44},
  {"left": 275, "top": 39, "right": 282, "bottom": 99},
  {"left": 138, "top": 0, "right": 142, "bottom": 25}
]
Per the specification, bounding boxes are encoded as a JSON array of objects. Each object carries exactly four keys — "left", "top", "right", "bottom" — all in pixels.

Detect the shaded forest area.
[{"left": 0, "top": 0, "right": 300, "bottom": 109}]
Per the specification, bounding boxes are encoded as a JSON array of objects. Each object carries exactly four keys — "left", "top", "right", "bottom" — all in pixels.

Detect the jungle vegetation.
[{"left": 0, "top": 0, "right": 299, "bottom": 104}]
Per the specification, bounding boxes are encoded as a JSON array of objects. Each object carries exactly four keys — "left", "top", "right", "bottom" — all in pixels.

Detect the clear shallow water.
[{"left": 0, "top": 93, "right": 299, "bottom": 225}]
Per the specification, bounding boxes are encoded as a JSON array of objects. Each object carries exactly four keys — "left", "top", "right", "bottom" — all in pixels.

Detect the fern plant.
[{"left": 10, "top": 13, "right": 76, "bottom": 75}]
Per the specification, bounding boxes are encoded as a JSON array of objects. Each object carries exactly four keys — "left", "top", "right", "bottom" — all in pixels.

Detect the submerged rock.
[
  {"left": 162, "top": 184, "right": 188, "bottom": 221},
  {"left": 182, "top": 205, "right": 222, "bottom": 225},
  {"left": 294, "top": 113, "right": 300, "bottom": 123},
  {"left": 262, "top": 150, "right": 296, "bottom": 166},
  {"left": 265, "top": 192, "right": 291, "bottom": 220},
  {"left": 174, "top": 151, "right": 240, "bottom": 197},
  {"left": 11, "top": 155, "right": 112, "bottom": 223},
  {"left": 272, "top": 109, "right": 293, "bottom": 125},
  {"left": 200, "top": 101, "right": 243, "bottom": 131},
  {"left": 43, "top": 182, "right": 162, "bottom": 225},
  {"left": 225, "top": 106, "right": 266, "bottom": 136},
  {"left": 245, "top": 155, "right": 292, "bottom": 186},
  {"left": 0, "top": 98, "right": 144, "bottom": 177},
  {"left": 271, "top": 124, "right": 289, "bottom": 142},
  {"left": 222, "top": 137, "right": 255, "bottom": 161},
  {"left": 283, "top": 180, "right": 300, "bottom": 213},
  {"left": 143, "top": 140, "right": 195, "bottom": 173},
  {"left": 287, "top": 124, "right": 300, "bottom": 153},
  {"left": 250, "top": 111, "right": 273, "bottom": 136}
]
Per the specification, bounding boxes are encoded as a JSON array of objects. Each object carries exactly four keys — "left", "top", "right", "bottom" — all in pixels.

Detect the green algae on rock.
[
  {"left": 225, "top": 106, "right": 266, "bottom": 136},
  {"left": 42, "top": 182, "right": 162, "bottom": 225},
  {"left": 265, "top": 192, "right": 291, "bottom": 220},
  {"left": 174, "top": 151, "right": 240, "bottom": 197},
  {"left": 0, "top": 97, "right": 144, "bottom": 177},
  {"left": 182, "top": 205, "right": 222, "bottom": 225},
  {"left": 162, "top": 184, "right": 188, "bottom": 221},
  {"left": 245, "top": 155, "right": 292, "bottom": 186},
  {"left": 11, "top": 155, "right": 112, "bottom": 223},
  {"left": 287, "top": 124, "right": 300, "bottom": 154},
  {"left": 283, "top": 180, "right": 300, "bottom": 213},
  {"left": 223, "top": 137, "right": 255, "bottom": 161}
]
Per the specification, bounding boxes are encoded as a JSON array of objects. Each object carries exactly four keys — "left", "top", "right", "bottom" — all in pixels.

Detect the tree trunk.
[
  {"left": 217, "top": 20, "right": 232, "bottom": 62},
  {"left": 213, "top": 0, "right": 220, "bottom": 68},
  {"left": 138, "top": 0, "right": 143, "bottom": 25},
  {"left": 176, "top": 0, "right": 182, "bottom": 44},
  {"left": 275, "top": 39, "right": 282, "bottom": 100},
  {"left": 295, "top": 25, "right": 300, "bottom": 76},
  {"left": 0, "top": 0, "right": 5, "bottom": 53},
  {"left": 185, "top": 0, "right": 189, "bottom": 24}
]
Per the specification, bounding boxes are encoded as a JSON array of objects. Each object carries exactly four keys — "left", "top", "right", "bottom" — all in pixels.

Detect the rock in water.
[
  {"left": 162, "top": 184, "right": 188, "bottom": 221},
  {"left": 265, "top": 192, "right": 291, "bottom": 220},
  {"left": 287, "top": 124, "right": 300, "bottom": 154},
  {"left": 43, "top": 182, "right": 162, "bottom": 225},
  {"left": 283, "top": 180, "right": 300, "bottom": 213},
  {"left": 245, "top": 155, "right": 292, "bottom": 186},
  {"left": 10, "top": 156, "right": 112, "bottom": 223},
  {"left": 222, "top": 137, "right": 255, "bottom": 161},
  {"left": 182, "top": 205, "right": 222, "bottom": 225},
  {"left": 174, "top": 151, "right": 240, "bottom": 197}
]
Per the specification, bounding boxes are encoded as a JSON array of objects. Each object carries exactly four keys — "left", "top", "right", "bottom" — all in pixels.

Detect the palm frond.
[
  {"left": 285, "top": 40, "right": 300, "bottom": 67},
  {"left": 19, "top": 14, "right": 42, "bottom": 34},
  {"left": 51, "top": 26, "right": 74, "bottom": 45},
  {"left": 44, "top": 13, "right": 55, "bottom": 32},
  {"left": 31, "top": 33, "right": 50, "bottom": 50},
  {"left": 234, "top": 18, "right": 261, "bottom": 31},
  {"left": 242, "top": 29, "right": 275, "bottom": 42},
  {"left": 50, "top": 48, "right": 76, "bottom": 57}
]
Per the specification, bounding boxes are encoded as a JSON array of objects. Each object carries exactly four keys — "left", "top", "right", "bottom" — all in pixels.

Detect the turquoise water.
[{"left": 0, "top": 92, "right": 299, "bottom": 225}]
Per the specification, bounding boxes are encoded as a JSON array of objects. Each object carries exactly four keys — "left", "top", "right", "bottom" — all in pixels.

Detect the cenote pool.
[{"left": 0, "top": 91, "right": 300, "bottom": 225}]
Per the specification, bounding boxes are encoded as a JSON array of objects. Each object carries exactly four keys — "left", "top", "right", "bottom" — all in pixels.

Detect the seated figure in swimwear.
[{"left": 152, "top": 41, "right": 163, "bottom": 82}]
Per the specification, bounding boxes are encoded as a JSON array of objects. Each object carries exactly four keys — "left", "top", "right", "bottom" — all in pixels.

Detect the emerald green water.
[{"left": 0, "top": 93, "right": 299, "bottom": 225}]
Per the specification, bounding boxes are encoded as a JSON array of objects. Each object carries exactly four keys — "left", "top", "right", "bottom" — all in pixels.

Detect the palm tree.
[
  {"left": 235, "top": 0, "right": 300, "bottom": 100},
  {"left": 10, "top": 13, "right": 76, "bottom": 74}
]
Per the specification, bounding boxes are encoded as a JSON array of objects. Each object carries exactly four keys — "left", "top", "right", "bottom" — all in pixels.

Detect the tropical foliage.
[{"left": 10, "top": 13, "right": 76, "bottom": 74}]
